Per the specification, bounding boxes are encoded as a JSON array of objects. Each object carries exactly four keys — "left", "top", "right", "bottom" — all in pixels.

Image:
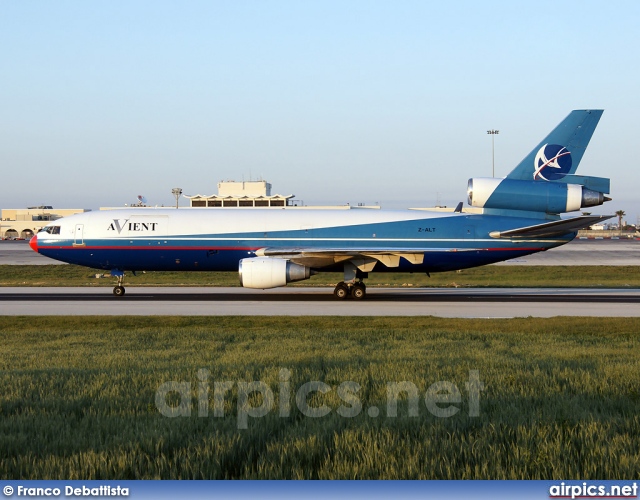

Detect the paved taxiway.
[
  {"left": 1, "top": 287, "right": 639, "bottom": 317},
  {"left": 1, "top": 238, "right": 638, "bottom": 266}
]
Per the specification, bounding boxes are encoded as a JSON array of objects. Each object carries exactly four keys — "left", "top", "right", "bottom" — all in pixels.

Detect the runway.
[
  {"left": 2, "top": 239, "right": 638, "bottom": 317},
  {"left": 1, "top": 286, "right": 639, "bottom": 317}
]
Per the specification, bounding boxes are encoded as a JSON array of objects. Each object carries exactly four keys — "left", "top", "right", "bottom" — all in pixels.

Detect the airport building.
[
  {"left": 98, "top": 180, "right": 379, "bottom": 211},
  {"left": 183, "top": 180, "right": 387, "bottom": 210},
  {"left": 185, "top": 180, "right": 296, "bottom": 208},
  {"left": 0, "top": 207, "right": 89, "bottom": 239}
]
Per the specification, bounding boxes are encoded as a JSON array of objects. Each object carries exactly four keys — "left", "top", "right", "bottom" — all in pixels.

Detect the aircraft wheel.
[
  {"left": 333, "top": 282, "right": 350, "bottom": 300},
  {"left": 351, "top": 283, "right": 366, "bottom": 300},
  {"left": 113, "top": 286, "right": 126, "bottom": 297}
]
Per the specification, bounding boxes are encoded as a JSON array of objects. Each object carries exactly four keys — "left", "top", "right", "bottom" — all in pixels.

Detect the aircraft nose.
[{"left": 29, "top": 234, "right": 38, "bottom": 253}]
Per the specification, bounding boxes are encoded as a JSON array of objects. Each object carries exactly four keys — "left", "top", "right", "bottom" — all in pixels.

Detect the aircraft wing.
[
  {"left": 255, "top": 214, "right": 614, "bottom": 270},
  {"left": 255, "top": 247, "right": 477, "bottom": 271},
  {"left": 489, "top": 215, "right": 614, "bottom": 239}
]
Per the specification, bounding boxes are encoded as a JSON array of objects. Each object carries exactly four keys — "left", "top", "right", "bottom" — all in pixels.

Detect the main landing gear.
[
  {"left": 333, "top": 261, "right": 368, "bottom": 300},
  {"left": 333, "top": 281, "right": 366, "bottom": 300}
]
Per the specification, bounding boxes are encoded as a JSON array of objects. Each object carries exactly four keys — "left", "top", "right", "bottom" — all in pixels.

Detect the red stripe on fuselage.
[
  {"left": 37, "top": 245, "right": 548, "bottom": 252},
  {"left": 38, "top": 245, "right": 258, "bottom": 251},
  {"left": 485, "top": 247, "right": 546, "bottom": 252}
]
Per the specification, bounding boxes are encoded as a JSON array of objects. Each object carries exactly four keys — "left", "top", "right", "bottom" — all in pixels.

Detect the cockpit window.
[{"left": 39, "top": 226, "right": 61, "bottom": 234}]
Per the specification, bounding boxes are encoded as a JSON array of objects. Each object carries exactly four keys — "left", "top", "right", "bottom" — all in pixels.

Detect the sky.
[{"left": 1, "top": 1, "right": 639, "bottom": 223}]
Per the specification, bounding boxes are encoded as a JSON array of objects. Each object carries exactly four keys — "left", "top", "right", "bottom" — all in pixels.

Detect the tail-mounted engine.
[{"left": 467, "top": 177, "right": 610, "bottom": 214}]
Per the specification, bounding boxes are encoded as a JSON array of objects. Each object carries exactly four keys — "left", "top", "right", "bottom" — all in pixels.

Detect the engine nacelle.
[
  {"left": 239, "top": 257, "right": 312, "bottom": 289},
  {"left": 467, "top": 178, "right": 608, "bottom": 214}
]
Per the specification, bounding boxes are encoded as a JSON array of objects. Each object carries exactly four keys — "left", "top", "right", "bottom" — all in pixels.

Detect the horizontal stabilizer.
[
  {"left": 553, "top": 175, "right": 610, "bottom": 194},
  {"left": 489, "top": 215, "right": 614, "bottom": 239}
]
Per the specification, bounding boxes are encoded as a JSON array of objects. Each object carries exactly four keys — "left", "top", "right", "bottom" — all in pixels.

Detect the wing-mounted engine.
[
  {"left": 467, "top": 177, "right": 610, "bottom": 214},
  {"left": 239, "top": 257, "right": 313, "bottom": 289}
]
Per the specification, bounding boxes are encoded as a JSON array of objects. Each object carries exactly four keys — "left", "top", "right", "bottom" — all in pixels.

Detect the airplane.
[{"left": 30, "top": 110, "right": 613, "bottom": 299}]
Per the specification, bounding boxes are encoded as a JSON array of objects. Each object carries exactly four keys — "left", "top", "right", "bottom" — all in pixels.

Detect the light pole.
[
  {"left": 487, "top": 129, "right": 499, "bottom": 177},
  {"left": 172, "top": 188, "right": 183, "bottom": 209}
]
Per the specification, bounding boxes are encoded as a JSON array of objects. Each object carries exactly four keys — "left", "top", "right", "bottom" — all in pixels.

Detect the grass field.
[
  {"left": 1, "top": 264, "right": 639, "bottom": 288},
  {"left": 1, "top": 316, "right": 639, "bottom": 479}
]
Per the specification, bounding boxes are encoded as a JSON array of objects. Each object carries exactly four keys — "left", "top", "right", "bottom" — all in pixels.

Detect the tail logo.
[{"left": 533, "top": 144, "right": 572, "bottom": 181}]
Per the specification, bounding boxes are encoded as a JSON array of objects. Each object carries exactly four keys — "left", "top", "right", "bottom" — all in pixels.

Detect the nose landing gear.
[{"left": 111, "top": 270, "right": 126, "bottom": 297}]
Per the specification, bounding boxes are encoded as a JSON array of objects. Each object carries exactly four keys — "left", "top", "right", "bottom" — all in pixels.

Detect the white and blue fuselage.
[
  {"left": 30, "top": 110, "right": 613, "bottom": 298},
  {"left": 32, "top": 207, "right": 568, "bottom": 273}
]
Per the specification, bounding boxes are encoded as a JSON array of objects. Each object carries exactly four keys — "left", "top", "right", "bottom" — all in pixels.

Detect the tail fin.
[
  {"left": 506, "top": 110, "right": 603, "bottom": 181},
  {"left": 467, "top": 110, "right": 610, "bottom": 215}
]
